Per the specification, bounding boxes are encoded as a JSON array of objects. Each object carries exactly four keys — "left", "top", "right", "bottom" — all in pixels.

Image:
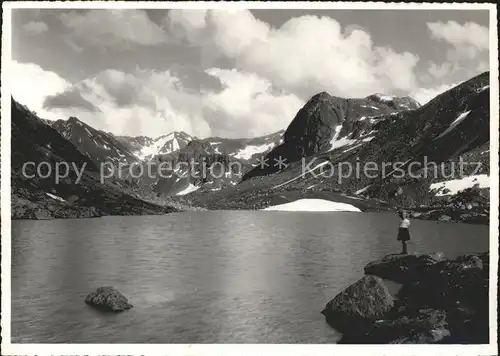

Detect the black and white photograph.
[{"left": 1, "top": 2, "right": 498, "bottom": 354}]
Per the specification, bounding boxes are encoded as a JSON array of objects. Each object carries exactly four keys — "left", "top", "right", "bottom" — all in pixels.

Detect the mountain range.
[
  {"left": 117, "top": 131, "right": 193, "bottom": 161},
  {"left": 9, "top": 71, "right": 491, "bottom": 223},
  {"left": 47, "top": 116, "right": 285, "bottom": 196}
]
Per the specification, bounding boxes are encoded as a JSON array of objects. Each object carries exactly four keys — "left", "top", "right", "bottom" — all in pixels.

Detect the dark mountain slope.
[
  {"left": 11, "top": 98, "right": 180, "bottom": 219},
  {"left": 52, "top": 117, "right": 138, "bottom": 168},
  {"left": 321, "top": 71, "right": 490, "bottom": 200}
]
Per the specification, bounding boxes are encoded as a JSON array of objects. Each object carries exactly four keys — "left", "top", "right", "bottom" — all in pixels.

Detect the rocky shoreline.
[{"left": 322, "top": 251, "right": 490, "bottom": 344}]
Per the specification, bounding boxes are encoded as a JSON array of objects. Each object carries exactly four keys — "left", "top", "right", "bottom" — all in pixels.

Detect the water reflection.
[{"left": 11, "top": 212, "right": 489, "bottom": 343}]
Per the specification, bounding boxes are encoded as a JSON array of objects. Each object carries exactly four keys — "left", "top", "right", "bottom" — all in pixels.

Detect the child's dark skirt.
[{"left": 397, "top": 227, "right": 411, "bottom": 241}]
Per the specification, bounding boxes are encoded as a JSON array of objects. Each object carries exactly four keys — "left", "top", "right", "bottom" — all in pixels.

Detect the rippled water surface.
[{"left": 11, "top": 211, "right": 489, "bottom": 343}]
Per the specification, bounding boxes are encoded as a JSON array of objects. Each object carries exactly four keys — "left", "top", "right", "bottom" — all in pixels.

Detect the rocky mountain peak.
[
  {"left": 65, "top": 116, "right": 89, "bottom": 127},
  {"left": 312, "top": 91, "right": 333, "bottom": 99},
  {"left": 52, "top": 115, "right": 138, "bottom": 167},
  {"left": 283, "top": 92, "right": 347, "bottom": 158}
]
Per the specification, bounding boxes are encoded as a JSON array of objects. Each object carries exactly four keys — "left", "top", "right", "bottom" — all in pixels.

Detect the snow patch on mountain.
[
  {"left": 262, "top": 199, "right": 361, "bottom": 212},
  {"left": 355, "top": 185, "right": 371, "bottom": 195},
  {"left": 476, "top": 84, "right": 489, "bottom": 93},
  {"left": 233, "top": 142, "right": 276, "bottom": 160},
  {"left": 137, "top": 136, "right": 172, "bottom": 160},
  {"left": 328, "top": 125, "right": 343, "bottom": 150},
  {"left": 176, "top": 183, "right": 200, "bottom": 196},
  {"left": 171, "top": 138, "right": 180, "bottom": 152},
  {"left": 46, "top": 193, "right": 66, "bottom": 202},
  {"left": 429, "top": 174, "right": 489, "bottom": 196},
  {"left": 329, "top": 137, "right": 358, "bottom": 152},
  {"left": 328, "top": 125, "right": 376, "bottom": 153},
  {"left": 361, "top": 105, "right": 380, "bottom": 110},
  {"left": 436, "top": 110, "right": 472, "bottom": 139},
  {"left": 374, "top": 94, "right": 394, "bottom": 102}
]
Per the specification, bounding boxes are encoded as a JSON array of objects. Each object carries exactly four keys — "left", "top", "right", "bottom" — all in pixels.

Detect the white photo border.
[{"left": 1, "top": 2, "right": 498, "bottom": 355}]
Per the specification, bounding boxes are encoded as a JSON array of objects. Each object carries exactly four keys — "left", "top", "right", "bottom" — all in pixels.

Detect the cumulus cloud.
[
  {"left": 165, "top": 11, "right": 489, "bottom": 107},
  {"left": 47, "top": 68, "right": 208, "bottom": 137},
  {"left": 23, "top": 20, "right": 48, "bottom": 35},
  {"left": 203, "top": 68, "right": 304, "bottom": 137},
  {"left": 165, "top": 10, "right": 420, "bottom": 98},
  {"left": 428, "top": 62, "right": 453, "bottom": 80},
  {"left": 64, "top": 37, "right": 84, "bottom": 53},
  {"left": 168, "top": 9, "right": 208, "bottom": 42},
  {"left": 23, "top": 64, "right": 302, "bottom": 138},
  {"left": 413, "top": 21, "right": 489, "bottom": 105},
  {"left": 44, "top": 88, "right": 100, "bottom": 112},
  {"left": 10, "top": 60, "right": 69, "bottom": 120},
  {"left": 426, "top": 21, "right": 489, "bottom": 80},
  {"left": 59, "top": 10, "right": 169, "bottom": 49},
  {"left": 11, "top": 11, "right": 490, "bottom": 140},
  {"left": 427, "top": 21, "right": 488, "bottom": 51},
  {"left": 410, "top": 82, "right": 459, "bottom": 106}
]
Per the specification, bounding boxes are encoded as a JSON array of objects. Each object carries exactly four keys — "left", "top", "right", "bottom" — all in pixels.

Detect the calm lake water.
[{"left": 11, "top": 211, "right": 489, "bottom": 343}]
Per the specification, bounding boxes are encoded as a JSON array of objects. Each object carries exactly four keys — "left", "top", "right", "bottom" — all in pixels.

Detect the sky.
[{"left": 10, "top": 8, "right": 490, "bottom": 139}]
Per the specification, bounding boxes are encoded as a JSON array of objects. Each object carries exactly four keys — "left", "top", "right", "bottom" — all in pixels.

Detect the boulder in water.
[
  {"left": 85, "top": 286, "right": 133, "bottom": 312},
  {"left": 321, "top": 275, "right": 394, "bottom": 332}
]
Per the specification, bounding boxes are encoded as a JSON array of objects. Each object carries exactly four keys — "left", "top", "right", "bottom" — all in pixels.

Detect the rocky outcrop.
[
  {"left": 413, "top": 186, "right": 490, "bottom": 225},
  {"left": 11, "top": 197, "right": 102, "bottom": 220},
  {"left": 85, "top": 287, "right": 133, "bottom": 312},
  {"left": 364, "top": 252, "right": 446, "bottom": 283},
  {"left": 323, "top": 252, "right": 489, "bottom": 344},
  {"left": 339, "top": 308, "right": 450, "bottom": 344}
]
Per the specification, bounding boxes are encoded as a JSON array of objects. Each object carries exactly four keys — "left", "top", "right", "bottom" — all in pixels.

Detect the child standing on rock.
[{"left": 397, "top": 210, "right": 411, "bottom": 254}]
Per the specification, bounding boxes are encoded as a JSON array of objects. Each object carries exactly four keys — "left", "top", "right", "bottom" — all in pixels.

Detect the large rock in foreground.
[
  {"left": 323, "top": 252, "right": 489, "bottom": 344},
  {"left": 85, "top": 286, "right": 133, "bottom": 312},
  {"left": 364, "top": 252, "right": 446, "bottom": 283},
  {"left": 321, "top": 275, "right": 394, "bottom": 331}
]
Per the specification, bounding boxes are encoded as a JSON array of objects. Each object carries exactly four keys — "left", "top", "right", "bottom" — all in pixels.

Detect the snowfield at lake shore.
[{"left": 262, "top": 199, "right": 361, "bottom": 212}]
